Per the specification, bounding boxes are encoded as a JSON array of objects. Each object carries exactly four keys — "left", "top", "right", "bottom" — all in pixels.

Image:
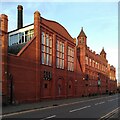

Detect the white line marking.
[
  {"left": 3, "top": 95, "right": 119, "bottom": 117},
  {"left": 2, "top": 106, "right": 57, "bottom": 117},
  {"left": 69, "top": 105, "right": 91, "bottom": 113},
  {"left": 95, "top": 101, "right": 105, "bottom": 106},
  {"left": 41, "top": 115, "right": 56, "bottom": 120},
  {"left": 98, "top": 107, "right": 120, "bottom": 120},
  {"left": 108, "top": 98, "right": 118, "bottom": 102}
]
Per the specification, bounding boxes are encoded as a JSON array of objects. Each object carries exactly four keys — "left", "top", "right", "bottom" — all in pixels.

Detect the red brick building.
[{"left": 0, "top": 5, "right": 117, "bottom": 104}]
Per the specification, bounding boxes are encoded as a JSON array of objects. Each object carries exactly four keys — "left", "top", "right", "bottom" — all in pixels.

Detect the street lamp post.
[{"left": 98, "top": 78, "right": 101, "bottom": 95}]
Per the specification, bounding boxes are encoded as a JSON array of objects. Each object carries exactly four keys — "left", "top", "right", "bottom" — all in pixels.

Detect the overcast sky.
[{"left": 1, "top": 2, "right": 119, "bottom": 81}]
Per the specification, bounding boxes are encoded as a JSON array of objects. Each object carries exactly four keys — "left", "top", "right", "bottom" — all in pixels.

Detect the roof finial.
[{"left": 81, "top": 27, "right": 83, "bottom": 31}]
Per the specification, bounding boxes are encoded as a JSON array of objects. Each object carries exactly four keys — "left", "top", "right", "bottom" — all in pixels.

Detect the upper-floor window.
[
  {"left": 95, "top": 62, "right": 98, "bottom": 68},
  {"left": 89, "top": 58, "right": 92, "bottom": 66},
  {"left": 9, "top": 34, "right": 19, "bottom": 46},
  {"left": 98, "top": 63, "right": 100, "bottom": 69},
  {"left": 41, "top": 32, "right": 52, "bottom": 66},
  {"left": 92, "top": 60, "right": 95, "bottom": 67},
  {"left": 25, "top": 29, "right": 34, "bottom": 42},
  {"left": 68, "top": 46, "right": 74, "bottom": 71},
  {"left": 9, "top": 29, "right": 34, "bottom": 46},
  {"left": 85, "top": 56, "right": 88, "bottom": 65},
  {"left": 56, "top": 40, "right": 64, "bottom": 69}
]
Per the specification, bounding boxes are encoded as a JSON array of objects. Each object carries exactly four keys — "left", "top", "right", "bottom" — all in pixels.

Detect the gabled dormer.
[
  {"left": 100, "top": 47, "right": 106, "bottom": 59},
  {"left": 77, "top": 27, "right": 87, "bottom": 46}
]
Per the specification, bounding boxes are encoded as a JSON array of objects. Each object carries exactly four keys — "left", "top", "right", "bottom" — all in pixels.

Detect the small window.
[
  {"left": 44, "top": 84, "right": 48, "bottom": 88},
  {"left": 69, "top": 85, "right": 71, "bottom": 89}
]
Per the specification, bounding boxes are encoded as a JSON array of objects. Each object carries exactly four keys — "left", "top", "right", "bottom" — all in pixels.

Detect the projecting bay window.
[
  {"left": 56, "top": 40, "right": 64, "bottom": 69},
  {"left": 41, "top": 32, "right": 52, "bottom": 66},
  {"left": 68, "top": 46, "right": 74, "bottom": 71}
]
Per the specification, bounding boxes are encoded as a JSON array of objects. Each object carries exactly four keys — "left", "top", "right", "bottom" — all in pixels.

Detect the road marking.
[
  {"left": 41, "top": 115, "right": 56, "bottom": 120},
  {"left": 2, "top": 95, "right": 119, "bottom": 117},
  {"left": 69, "top": 105, "right": 91, "bottom": 113},
  {"left": 108, "top": 98, "right": 119, "bottom": 102},
  {"left": 98, "top": 107, "right": 120, "bottom": 120},
  {"left": 2, "top": 106, "right": 57, "bottom": 117},
  {"left": 95, "top": 101, "right": 105, "bottom": 106}
]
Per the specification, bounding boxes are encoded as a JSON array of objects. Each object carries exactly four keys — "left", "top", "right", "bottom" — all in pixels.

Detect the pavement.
[
  {"left": 2, "top": 94, "right": 107, "bottom": 114},
  {"left": 2, "top": 94, "right": 120, "bottom": 119}
]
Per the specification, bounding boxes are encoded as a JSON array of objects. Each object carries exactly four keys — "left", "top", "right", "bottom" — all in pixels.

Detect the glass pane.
[
  {"left": 49, "top": 39, "right": 52, "bottom": 47},
  {"left": 46, "top": 54, "right": 49, "bottom": 65},
  {"left": 68, "top": 62, "right": 70, "bottom": 70},
  {"left": 56, "top": 58, "right": 59, "bottom": 68},
  {"left": 68, "top": 56, "right": 70, "bottom": 62},
  {"left": 50, "top": 48, "right": 52, "bottom": 54},
  {"left": 62, "top": 53, "right": 64, "bottom": 59},
  {"left": 60, "top": 52, "right": 62, "bottom": 58},
  {"left": 46, "top": 34, "right": 49, "bottom": 46},
  {"left": 57, "top": 51, "right": 59, "bottom": 57},
  {"left": 73, "top": 50, "right": 74, "bottom": 57},
  {"left": 62, "top": 43, "right": 64, "bottom": 52},
  {"left": 49, "top": 55, "right": 52, "bottom": 66},
  {"left": 72, "top": 57, "right": 74, "bottom": 62},
  {"left": 57, "top": 41, "right": 59, "bottom": 50},
  {"left": 46, "top": 47, "right": 49, "bottom": 53},
  {"left": 60, "top": 59, "right": 62, "bottom": 68},
  {"left": 42, "top": 45, "right": 45, "bottom": 52},
  {"left": 68, "top": 49, "right": 70, "bottom": 56},
  {"left": 42, "top": 53, "right": 44, "bottom": 64},
  {"left": 42, "top": 32, "right": 45, "bottom": 44},
  {"left": 60, "top": 43, "right": 62, "bottom": 52},
  {"left": 62, "top": 60, "right": 64, "bottom": 68}
]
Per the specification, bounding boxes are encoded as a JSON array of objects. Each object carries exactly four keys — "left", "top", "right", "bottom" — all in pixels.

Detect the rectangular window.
[
  {"left": 41, "top": 31, "right": 52, "bottom": 66},
  {"left": 42, "top": 53, "right": 45, "bottom": 64},
  {"left": 56, "top": 40, "right": 64, "bottom": 69},
  {"left": 42, "top": 32, "right": 45, "bottom": 44},
  {"left": 25, "top": 29, "right": 34, "bottom": 42},
  {"left": 44, "top": 84, "right": 48, "bottom": 88},
  {"left": 89, "top": 58, "right": 91, "bottom": 66},
  {"left": 68, "top": 46, "right": 74, "bottom": 71},
  {"left": 92, "top": 60, "right": 94, "bottom": 67},
  {"left": 85, "top": 56, "right": 88, "bottom": 65},
  {"left": 9, "top": 34, "right": 19, "bottom": 46}
]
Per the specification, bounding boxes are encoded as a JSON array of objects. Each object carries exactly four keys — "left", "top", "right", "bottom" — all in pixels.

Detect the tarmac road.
[{"left": 2, "top": 94, "right": 120, "bottom": 119}]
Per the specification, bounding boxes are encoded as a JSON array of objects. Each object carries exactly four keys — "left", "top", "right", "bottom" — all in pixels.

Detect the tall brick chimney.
[
  {"left": 0, "top": 14, "right": 8, "bottom": 104},
  {"left": 17, "top": 5, "right": 23, "bottom": 29},
  {"left": 34, "top": 11, "right": 41, "bottom": 101}
]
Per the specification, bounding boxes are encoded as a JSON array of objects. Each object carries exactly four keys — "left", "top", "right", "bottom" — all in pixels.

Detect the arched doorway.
[
  {"left": 57, "top": 77, "right": 64, "bottom": 97},
  {"left": 67, "top": 80, "right": 73, "bottom": 97}
]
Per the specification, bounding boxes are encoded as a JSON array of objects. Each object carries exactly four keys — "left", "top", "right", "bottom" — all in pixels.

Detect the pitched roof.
[
  {"left": 8, "top": 43, "right": 27, "bottom": 55},
  {"left": 77, "top": 27, "right": 87, "bottom": 38}
]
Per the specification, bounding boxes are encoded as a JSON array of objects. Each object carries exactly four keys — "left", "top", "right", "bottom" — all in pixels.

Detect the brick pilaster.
[{"left": 0, "top": 14, "right": 8, "bottom": 103}]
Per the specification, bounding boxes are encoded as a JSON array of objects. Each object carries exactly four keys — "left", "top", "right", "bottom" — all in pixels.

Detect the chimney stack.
[{"left": 17, "top": 5, "right": 23, "bottom": 29}]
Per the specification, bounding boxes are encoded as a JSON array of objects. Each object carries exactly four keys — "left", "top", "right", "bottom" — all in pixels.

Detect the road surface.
[{"left": 3, "top": 94, "right": 120, "bottom": 119}]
